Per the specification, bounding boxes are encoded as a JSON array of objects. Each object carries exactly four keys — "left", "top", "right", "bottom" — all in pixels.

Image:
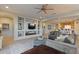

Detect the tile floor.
[
  {"left": 0, "top": 38, "right": 35, "bottom": 54},
  {"left": 0, "top": 37, "right": 79, "bottom": 54}
]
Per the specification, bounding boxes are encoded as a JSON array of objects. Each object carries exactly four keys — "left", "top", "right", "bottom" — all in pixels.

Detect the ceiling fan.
[{"left": 35, "top": 4, "right": 54, "bottom": 14}]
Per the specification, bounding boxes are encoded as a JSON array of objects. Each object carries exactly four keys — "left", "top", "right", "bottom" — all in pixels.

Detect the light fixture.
[
  {"left": 0, "top": 24, "right": 2, "bottom": 36},
  {"left": 31, "top": 23, "right": 35, "bottom": 26},
  {"left": 43, "top": 23, "right": 45, "bottom": 26},
  {"left": 0, "top": 24, "right": 2, "bottom": 29},
  {"left": 64, "top": 25, "right": 71, "bottom": 29},
  {"left": 5, "top": 6, "right": 9, "bottom": 8}
]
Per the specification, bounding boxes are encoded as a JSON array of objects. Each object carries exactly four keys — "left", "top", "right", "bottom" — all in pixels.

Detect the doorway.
[{"left": 0, "top": 17, "right": 14, "bottom": 47}]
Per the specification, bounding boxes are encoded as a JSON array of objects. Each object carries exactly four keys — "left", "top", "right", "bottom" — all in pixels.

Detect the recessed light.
[{"left": 5, "top": 6, "right": 9, "bottom": 8}]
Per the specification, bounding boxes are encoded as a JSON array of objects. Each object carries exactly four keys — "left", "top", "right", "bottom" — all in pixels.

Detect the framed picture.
[
  {"left": 18, "top": 31, "right": 24, "bottom": 37},
  {"left": 2, "top": 24, "right": 9, "bottom": 30}
]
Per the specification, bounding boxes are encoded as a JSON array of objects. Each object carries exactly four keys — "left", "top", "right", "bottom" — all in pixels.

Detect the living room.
[{"left": 0, "top": 4, "right": 79, "bottom": 54}]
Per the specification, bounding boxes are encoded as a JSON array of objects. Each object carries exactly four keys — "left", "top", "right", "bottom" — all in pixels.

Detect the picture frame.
[{"left": 2, "top": 24, "right": 9, "bottom": 30}]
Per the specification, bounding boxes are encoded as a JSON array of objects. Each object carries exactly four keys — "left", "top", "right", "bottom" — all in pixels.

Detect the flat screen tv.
[{"left": 28, "top": 23, "right": 36, "bottom": 29}]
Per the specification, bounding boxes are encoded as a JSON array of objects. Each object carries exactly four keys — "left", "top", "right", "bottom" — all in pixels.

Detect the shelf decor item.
[
  {"left": 18, "top": 22, "right": 23, "bottom": 30},
  {"left": 18, "top": 17, "right": 24, "bottom": 30},
  {"left": 48, "top": 25, "right": 51, "bottom": 30},
  {"left": 18, "top": 16, "right": 24, "bottom": 37},
  {"left": 38, "top": 21, "right": 40, "bottom": 34},
  {"left": 18, "top": 31, "right": 24, "bottom": 37}
]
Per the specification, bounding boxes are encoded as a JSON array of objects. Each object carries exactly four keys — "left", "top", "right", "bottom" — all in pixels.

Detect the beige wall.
[
  {"left": 44, "top": 19, "right": 79, "bottom": 47},
  {"left": 0, "top": 17, "right": 14, "bottom": 47},
  {"left": 42, "top": 20, "right": 57, "bottom": 39},
  {"left": 74, "top": 20, "right": 79, "bottom": 47},
  {"left": 0, "top": 18, "right": 14, "bottom": 36},
  {"left": 74, "top": 20, "right": 79, "bottom": 34}
]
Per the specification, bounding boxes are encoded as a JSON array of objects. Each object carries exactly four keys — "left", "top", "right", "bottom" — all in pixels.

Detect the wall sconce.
[
  {"left": 0, "top": 24, "right": 2, "bottom": 36},
  {"left": 0, "top": 24, "right": 2, "bottom": 29},
  {"left": 64, "top": 25, "right": 71, "bottom": 29},
  {"left": 43, "top": 23, "right": 45, "bottom": 28},
  {"left": 43, "top": 23, "right": 45, "bottom": 26}
]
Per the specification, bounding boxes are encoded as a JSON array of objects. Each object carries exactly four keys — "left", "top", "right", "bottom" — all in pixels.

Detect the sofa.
[{"left": 48, "top": 31, "right": 60, "bottom": 40}]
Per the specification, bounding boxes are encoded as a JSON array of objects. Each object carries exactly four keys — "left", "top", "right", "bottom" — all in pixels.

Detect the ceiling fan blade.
[
  {"left": 43, "top": 10, "right": 47, "bottom": 14},
  {"left": 45, "top": 9, "right": 54, "bottom": 10},
  {"left": 42, "top": 4, "right": 48, "bottom": 9}
]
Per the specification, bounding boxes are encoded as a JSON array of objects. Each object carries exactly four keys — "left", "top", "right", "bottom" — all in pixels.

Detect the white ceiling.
[{"left": 0, "top": 4, "right": 79, "bottom": 19}]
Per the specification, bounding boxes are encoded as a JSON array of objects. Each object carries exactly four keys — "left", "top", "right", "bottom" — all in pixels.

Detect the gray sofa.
[{"left": 48, "top": 31, "right": 60, "bottom": 40}]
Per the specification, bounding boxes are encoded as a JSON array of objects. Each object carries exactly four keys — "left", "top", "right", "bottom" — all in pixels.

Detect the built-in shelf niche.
[
  {"left": 18, "top": 16, "right": 24, "bottom": 37},
  {"left": 17, "top": 16, "right": 40, "bottom": 39}
]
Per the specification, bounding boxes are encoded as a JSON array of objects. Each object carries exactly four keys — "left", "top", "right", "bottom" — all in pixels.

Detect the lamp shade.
[{"left": 64, "top": 25, "right": 71, "bottom": 29}]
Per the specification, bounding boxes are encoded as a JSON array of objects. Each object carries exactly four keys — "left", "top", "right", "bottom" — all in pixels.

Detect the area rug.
[{"left": 21, "top": 45, "right": 65, "bottom": 54}]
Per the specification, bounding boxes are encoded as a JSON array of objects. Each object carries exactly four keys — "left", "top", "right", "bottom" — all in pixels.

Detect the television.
[{"left": 28, "top": 23, "right": 36, "bottom": 29}]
